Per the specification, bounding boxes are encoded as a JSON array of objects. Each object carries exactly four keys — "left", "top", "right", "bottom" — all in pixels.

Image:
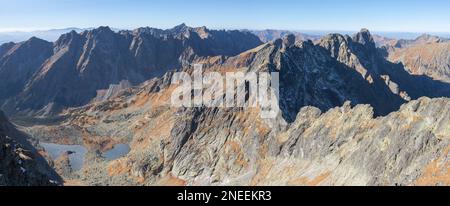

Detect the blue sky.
[{"left": 0, "top": 0, "right": 449, "bottom": 32}]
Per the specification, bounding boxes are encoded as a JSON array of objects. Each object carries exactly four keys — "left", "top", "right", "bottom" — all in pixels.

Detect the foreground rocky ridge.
[
  {"left": 271, "top": 97, "right": 449, "bottom": 185},
  {"left": 0, "top": 111, "right": 61, "bottom": 186},
  {"left": 25, "top": 84, "right": 449, "bottom": 185}
]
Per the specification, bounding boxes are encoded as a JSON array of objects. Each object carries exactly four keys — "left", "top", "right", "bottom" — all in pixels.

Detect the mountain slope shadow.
[
  {"left": 276, "top": 43, "right": 403, "bottom": 122},
  {"left": 272, "top": 31, "right": 450, "bottom": 122},
  {"left": 0, "top": 111, "right": 62, "bottom": 186}
]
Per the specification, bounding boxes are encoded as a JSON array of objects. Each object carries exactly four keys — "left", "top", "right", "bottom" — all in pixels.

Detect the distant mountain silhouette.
[
  {"left": 250, "top": 29, "right": 321, "bottom": 42},
  {"left": 388, "top": 41, "right": 450, "bottom": 83},
  {"left": 0, "top": 24, "right": 262, "bottom": 116}
]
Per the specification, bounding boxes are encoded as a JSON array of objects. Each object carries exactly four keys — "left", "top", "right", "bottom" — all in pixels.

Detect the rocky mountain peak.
[
  {"left": 0, "top": 110, "right": 61, "bottom": 186},
  {"left": 68, "top": 30, "right": 79, "bottom": 36},
  {"left": 170, "top": 23, "right": 190, "bottom": 34},
  {"left": 6, "top": 37, "right": 51, "bottom": 52},
  {"left": 18, "top": 37, "right": 53, "bottom": 53},
  {"left": 173, "top": 23, "right": 187, "bottom": 29},
  {"left": 93, "top": 26, "right": 114, "bottom": 33},
  {"left": 352, "top": 28, "right": 376, "bottom": 49},
  {"left": 296, "top": 39, "right": 315, "bottom": 49},
  {"left": 0, "top": 25, "right": 263, "bottom": 116},
  {"left": 27, "top": 36, "right": 44, "bottom": 43},
  {"left": 282, "top": 34, "right": 296, "bottom": 47},
  {"left": 0, "top": 37, "right": 52, "bottom": 65},
  {"left": 0, "top": 42, "right": 16, "bottom": 57},
  {"left": 319, "top": 33, "right": 350, "bottom": 45},
  {"left": 318, "top": 29, "right": 379, "bottom": 60},
  {"left": 54, "top": 29, "right": 82, "bottom": 47},
  {"left": 85, "top": 26, "right": 116, "bottom": 40},
  {"left": 317, "top": 33, "right": 351, "bottom": 58}
]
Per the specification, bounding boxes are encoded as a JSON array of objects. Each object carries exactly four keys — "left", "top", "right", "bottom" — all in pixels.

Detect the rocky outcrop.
[
  {"left": 388, "top": 42, "right": 450, "bottom": 83},
  {"left": 0, "top": 111, "right": 61, "bottom": 186},
  {"left": 272, "top": 97, "right": 449, "bottom": 186}
]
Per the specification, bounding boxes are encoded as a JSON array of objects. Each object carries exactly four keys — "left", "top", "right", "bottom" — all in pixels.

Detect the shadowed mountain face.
[
  {"left": 0, "top": 111, "right": 61, "bottom": 186},
  {"left": 318, "top": 30, "right": 450, "bottom": 107},
  {"left": 0, "top": 24, "right": 263, "bottom": 117},
  {"left": 2, "top": 26, "right": 448, "bottom": 119},
  {"left": 234, "top": 30, "right": 450, "bottom": 121},
  {"left": 0, "top": 38, "right": 53, "bottom": 101}
]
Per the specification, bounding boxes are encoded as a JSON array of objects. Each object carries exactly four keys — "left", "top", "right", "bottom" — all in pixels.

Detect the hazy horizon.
[
  {"left": 1, "top": 0, "right": 450, "bottom": 33},
  {"left": 1, "top": 24, "right": 449, "bottom": 45},
  {"left": 2, "top": 25, "right": 450, "bottom": 34}
]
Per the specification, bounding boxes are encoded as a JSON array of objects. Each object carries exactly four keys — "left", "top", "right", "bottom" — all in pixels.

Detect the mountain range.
[
  {"left": 0, "top": 25, "right": 449, "bottom": 186},
  {"left": 0, "top": 24, "right": 262, "bottom": 117},
  {"left": 0, "top": 28, "right": 93, "bottom": 44}
]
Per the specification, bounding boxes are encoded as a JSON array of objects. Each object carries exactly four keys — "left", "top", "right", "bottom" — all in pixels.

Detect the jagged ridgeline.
[
  {"left": 0, "top": 24, "right": 262, "bottom": 117},
  {"left": 0, "top": 26, "right": 449, "bottom": 186}
]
